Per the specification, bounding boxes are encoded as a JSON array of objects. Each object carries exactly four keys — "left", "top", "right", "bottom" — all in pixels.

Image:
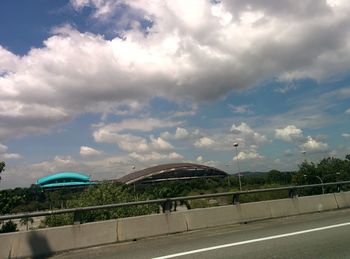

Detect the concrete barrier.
[
  {"left": 297, "top": 193, "right": 338, "bottom": 213},
  {"left": 117, "top": 213, "right": 187, "bottom": 242},
  {"left": 0, "top": 220, "right": 118, "bottom": 259},
  {"left": 268, "top": 198, "right": 299, "bottom": 218},
  {"left": 2, "top": 191, "right": 350, "bottom": 258},
  {"left": 334, "top": 192, "right": 350, "bottom": 208},
  {"left": 185, "top": 206, "right": 239, "bottom": 230},
  {"left": 236, "top": 201, "right": 272, "bottom": 222}
]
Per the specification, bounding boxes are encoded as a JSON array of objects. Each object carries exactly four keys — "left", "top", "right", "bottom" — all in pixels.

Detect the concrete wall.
[{"left": 1, "top": 192, "right": 349, "bottom": 258}]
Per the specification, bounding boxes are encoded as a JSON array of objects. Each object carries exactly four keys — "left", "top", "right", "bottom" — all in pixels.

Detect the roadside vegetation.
[{"left": 0, "top": 155, "right": 349, "bottom": 231}]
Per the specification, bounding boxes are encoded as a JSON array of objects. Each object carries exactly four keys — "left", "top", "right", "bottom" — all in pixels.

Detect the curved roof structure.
[
  {"left": 118, "top": 163, "right": 228, "bottom": 185},
  {"left": 36, "top": 172, "right": 93, "bottom": 188}
]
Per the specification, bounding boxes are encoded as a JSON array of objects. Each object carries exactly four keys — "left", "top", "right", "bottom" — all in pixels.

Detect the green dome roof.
[{"left": 36, "top": 172, "right": 90, "bottom": 185}]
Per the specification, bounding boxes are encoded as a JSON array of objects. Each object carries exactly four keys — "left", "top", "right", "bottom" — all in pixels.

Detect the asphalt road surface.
[{"left": 52, "top": 208, "right": 350, "bottom": 259}]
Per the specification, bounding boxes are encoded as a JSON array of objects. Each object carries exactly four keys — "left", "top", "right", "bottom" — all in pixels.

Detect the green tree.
[
  {"left": 0, "top": 220, "right": 17, "bottom": 233},
  {"left": 346, "top": 154, "right": 350, "bottom": 161},
  {"left": 267, "top": 170, "right": 284, "bottom": 184},
  {"left": 293, "top": 154, "right": 350, "bottom": 195},
  {"left": 43, "top": 182, "right": 158, "bottom": 227}
]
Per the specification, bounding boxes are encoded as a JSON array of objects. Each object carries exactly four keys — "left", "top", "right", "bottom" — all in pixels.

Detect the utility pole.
[{"left": 233, "top": 142, "right": 242, "bottom": 191}]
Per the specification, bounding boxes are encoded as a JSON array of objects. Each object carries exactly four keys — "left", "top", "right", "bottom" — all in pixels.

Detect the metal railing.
[{"left": 1, "top": 181, "right": 349, "bottom": 224}]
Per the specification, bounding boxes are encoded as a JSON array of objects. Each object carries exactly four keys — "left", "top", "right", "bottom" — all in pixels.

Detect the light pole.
[
  {"left": 225, "top": 164, "right": 231, "bottom": 187},
  {"left": 304, "top": 174, "right": 324, "bottom": 194},
  {"left": 233, "top": 142, "right": 242, "bottom": 191},
  {"left": 132, "top": 165, "right": 136, "bottom": 194},
  {"left": 315, "top": 175, "right": 324, "bottom": 194},
  {"left": 301, "top": 151, "right": 307, "bottom": 162}
]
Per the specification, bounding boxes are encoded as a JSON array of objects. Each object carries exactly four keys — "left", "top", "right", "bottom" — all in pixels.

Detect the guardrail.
[{"left": 1, "top": 181, "right": 349, "bottom": 224}]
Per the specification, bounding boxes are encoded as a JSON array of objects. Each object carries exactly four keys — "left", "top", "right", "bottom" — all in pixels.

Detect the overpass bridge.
[{"left": 1, "top": 181, "right": 350, "bottom": 258}]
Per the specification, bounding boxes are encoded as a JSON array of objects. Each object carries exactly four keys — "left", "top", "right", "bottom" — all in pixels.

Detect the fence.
[{"left": 1, "top": 180, "right": 350, "bottom": 224}]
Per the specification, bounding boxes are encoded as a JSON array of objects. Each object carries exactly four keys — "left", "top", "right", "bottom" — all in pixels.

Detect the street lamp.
[
  {"left": 304, "top": 172, "right": 341, "bottom": 195},
  {"left": 225, "top": 164, "right": 231, "bottom": 187},
  {"left": 233, "top": 142, "right": 242, "bottom": 191},
  {"left": 304, "top": 174, "right": 324, "bottom": 194},
  {"left": 301, "top": 151, "right": 307, "bottom": 161},
  {"left": 132, "top": 165, "right": 136, "bottom": 194}
]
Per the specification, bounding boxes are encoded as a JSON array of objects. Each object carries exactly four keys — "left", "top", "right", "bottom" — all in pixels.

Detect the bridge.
[{"left": 1, "top": 181, "right": 350, "bottom": 258}]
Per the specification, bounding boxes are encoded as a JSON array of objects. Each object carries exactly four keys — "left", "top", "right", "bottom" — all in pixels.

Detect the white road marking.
[{"left": 153, "top": 221, "right": 350, "bottom": 259}]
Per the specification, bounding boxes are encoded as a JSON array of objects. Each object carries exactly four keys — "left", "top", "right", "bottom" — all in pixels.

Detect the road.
[{"left": 52, "top": 208, "right": 350, "bottom": 259}]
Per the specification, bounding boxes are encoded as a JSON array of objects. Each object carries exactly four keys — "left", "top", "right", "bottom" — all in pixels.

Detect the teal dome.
[{"left": 36, "top": 172, "right": 92, "bottom": 188}]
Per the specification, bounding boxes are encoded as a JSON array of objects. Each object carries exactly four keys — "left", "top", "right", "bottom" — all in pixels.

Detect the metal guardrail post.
[
  {"left": 162, "top": 199, "right": 172, "bottom": 213},
  {"left": 73, "top": 211, "right": 81, "bottom": 225},
  {"left": 232, "top": 194, "right": 240, "bottom": 205},
  {"left": 337, "top": 184, "right": 342, "bottom": 192},
  {"left": 289, "top": 188, "right": 298, "bottom": 198}
]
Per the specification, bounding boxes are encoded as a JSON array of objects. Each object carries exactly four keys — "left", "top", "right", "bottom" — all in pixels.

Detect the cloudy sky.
[{"left": 1, "top": 0, "right": 350, "bottom": 189}]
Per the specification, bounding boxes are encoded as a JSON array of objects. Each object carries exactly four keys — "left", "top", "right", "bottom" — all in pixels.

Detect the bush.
[{"left": 0, "top": 220, "right": 18, "bottom": 233}]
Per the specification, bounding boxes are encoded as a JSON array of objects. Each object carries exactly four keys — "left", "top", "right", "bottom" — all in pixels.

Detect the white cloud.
[
  {"left": 161, "top": 127, "right": 189, "bottom": 140},
  {"left": 96, "top": 118, "right": 180, "bottom": 134},
  {"left": 0, "top": 46, "right": 20, "bottom": 74},
  {"left": 0, "top": 142, "right": 21, "bottom": 160},
  {"left": 175, "top": 127, "right": 189, "bottom": 139},
  {"left": 194, "top": 137, "right": 215, "bottom": 148},
  {"left": 346, "top": 108, "right": 350, "bottom": 114},
  {"left": 229, "top": 105, "right": 252, "bottom": 114},
  {"left": 128, "top": 151, "right": 183, "bottom": 162},
  {"left": 1, "top": 153, "right": 21, "bottom": 160},
  {"left": 160, "top": 131, "right": 172, "bottom": 140},
  {"left": 168, "top": 152, "right": 183, "bottom": 160},
  {"left": 231, "top": 122, "right": 267, "bottom": 143},
  {"left": 342, "top": 133, "right": 350, "bottom": 138},
  {"left": 234, "top": 151, "right": 263, "bottom": 161},
  {"left": 1, "top": 0, "right": 350, "bottom": 140},
  {"left": 80, "top": 146, "right": 102, "bottom": 157},
  {"left": 93, "top": 117, "right": 178, "bottom": 153},
  {"left": 150, "top": 136, "right": 174, "bottom": 151},
  {"left": 301, "top": 136, "right": 329, "bottom": 152},
  {"left": 0, "top": 143, "right": 7, "bottom": 154},
  {"left": 196, "top": 156, "right": 203, "bottom": 163},
  {"left": 274, "top": 83, "right": 298, "bottom": 94},
  {"left": 275, "top": 125, "right": 303, "bottom": 142}
]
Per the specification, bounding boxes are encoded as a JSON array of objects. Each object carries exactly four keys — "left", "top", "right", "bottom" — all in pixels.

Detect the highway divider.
[{"left": 2, "top": 191, "right": 350, "bottom": 258}]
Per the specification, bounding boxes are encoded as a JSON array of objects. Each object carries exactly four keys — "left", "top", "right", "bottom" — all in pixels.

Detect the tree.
[
  {"left": 267, "top": 170, "right": 284, "bottom": 184},
  {"left": 0, "top": 220, "right": 17, "bottom": 233},
  {"left": 0, "top": 161, "right": 5, "bottom": 181}
]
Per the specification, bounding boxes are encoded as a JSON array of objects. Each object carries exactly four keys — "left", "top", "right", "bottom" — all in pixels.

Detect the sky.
[{"left": 1, "top": 0, "right": 350, "bottom": 189}]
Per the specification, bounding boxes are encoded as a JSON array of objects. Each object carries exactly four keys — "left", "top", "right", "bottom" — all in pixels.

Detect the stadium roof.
[
  {"left": 117, "top": 163, "right": 228, "bottom": 185},
  {"left": 36, "top": 172, "right": 94, "bottom": 189}
]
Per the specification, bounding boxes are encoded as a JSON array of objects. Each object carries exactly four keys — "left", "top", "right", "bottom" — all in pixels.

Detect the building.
[
  {"left": 36, "top": 172, "right": 95, "bottom": 189},
  {"left": 117, "top": 163, "right": 228, "bottom": 185}
]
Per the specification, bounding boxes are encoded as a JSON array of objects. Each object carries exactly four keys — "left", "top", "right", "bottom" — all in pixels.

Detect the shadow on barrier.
[{"left": 28, "top": 231, "right": 52, "bottom": 259}]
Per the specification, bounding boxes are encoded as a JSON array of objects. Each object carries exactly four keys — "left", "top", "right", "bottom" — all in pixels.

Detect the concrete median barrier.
[
  {"left": 236, "top": 201, "right": 272, "bottom": 222},
  {"left": 297, "top": 193, "right": 338, "bottom": 214},
  {"left": 334, "top": 192, "right": 350, "bottom": 208},
  {"left": 185, "top": 205, "right": 239, "bottom": 230},
  {"left": 1, "top": 191, "right": 350, "bottom": 258},
  {"left": 268, "top": 198, "right": 299, "bottom": 218},
  {"left": 0, "top": 220, "right": 118, "bottom": 258},
  {"left": 117, "top": 212, "right": 187, "bottom": 242}
]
